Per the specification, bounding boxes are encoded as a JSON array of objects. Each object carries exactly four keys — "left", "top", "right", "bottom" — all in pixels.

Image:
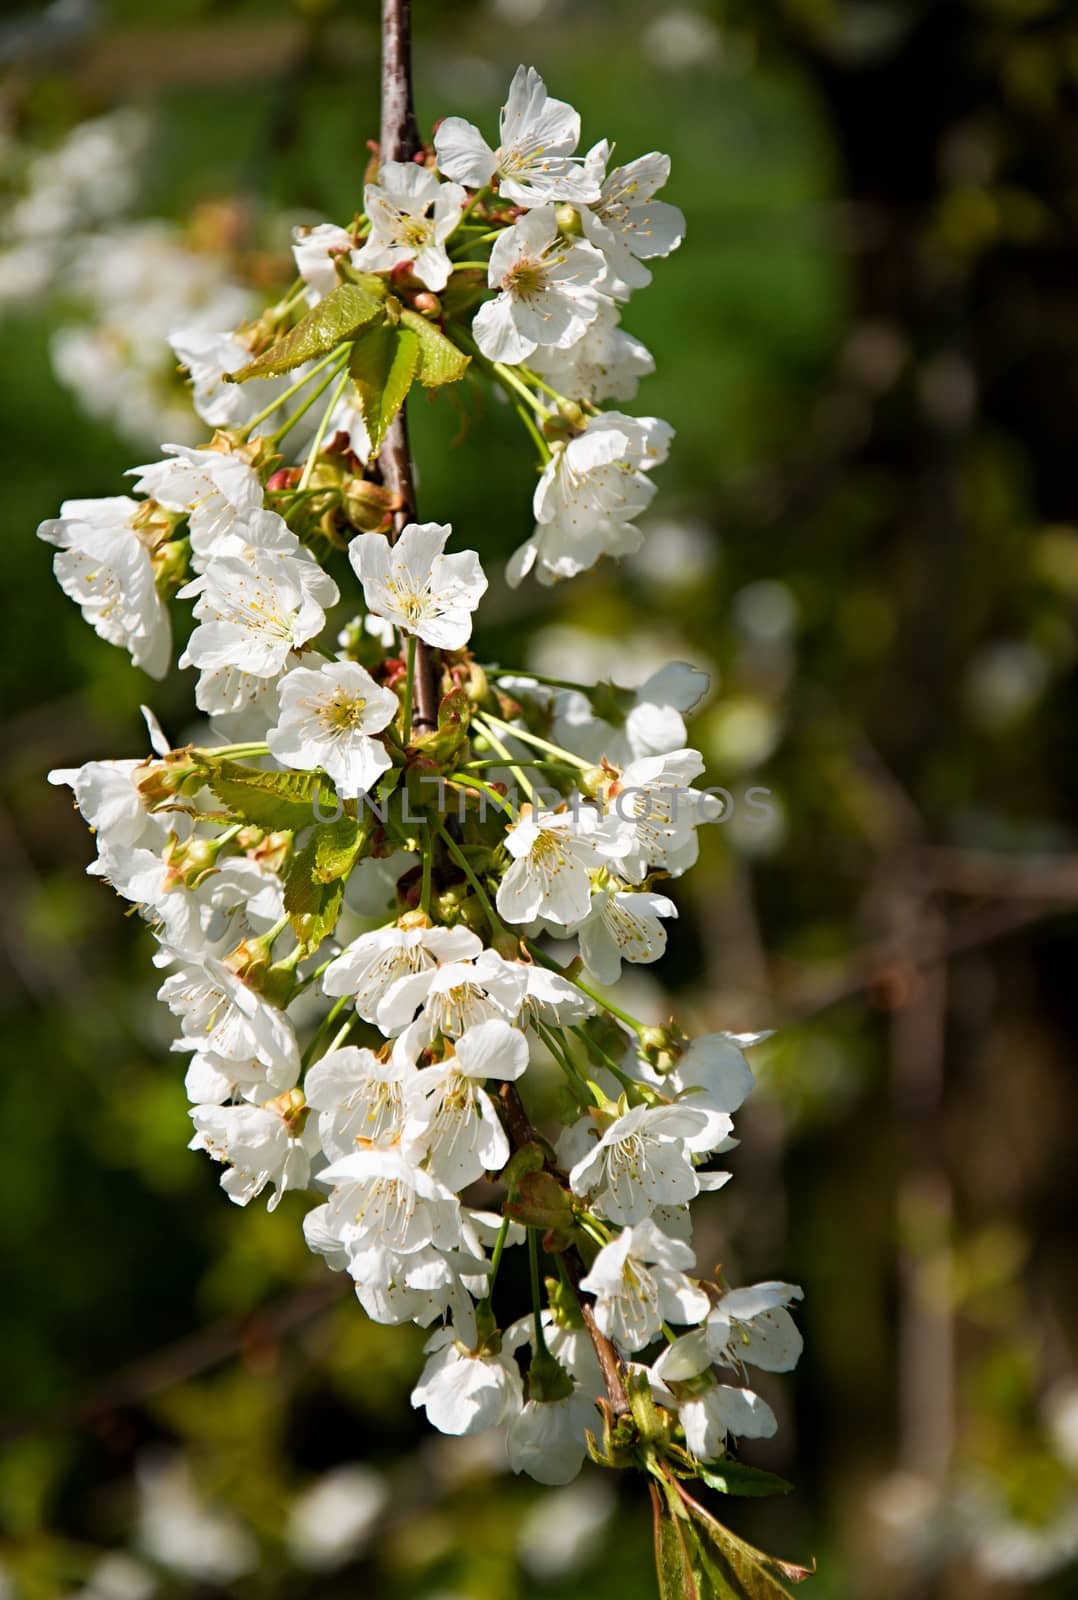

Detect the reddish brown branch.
[{"left": 377, "top": 0, "right": 439, "bottom": 733}]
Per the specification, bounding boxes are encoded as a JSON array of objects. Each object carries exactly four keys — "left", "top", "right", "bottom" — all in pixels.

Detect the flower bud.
[
  {"left": 264, "top": 1086, "right": 307, "bottom": 1134},
  {"left": 343, "top": 477, "right": 395, "bottom": 533},
  {"left": 411, "top": 291, "right": 442, "bottom": 318},
  {"left": 266, "top": 467, "right": 302, "bottom": 493},
  {"left": 162, "top": 834, "right": 221, "bottom": 890},
  {"left": 135, "top": 751, "right": 208, "bottom": 806},
  {"left": 555, "top": 203, "right": 582, "bottom": 237}
]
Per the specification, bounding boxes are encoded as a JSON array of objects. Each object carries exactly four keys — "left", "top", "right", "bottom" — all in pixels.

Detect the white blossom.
[
  {"left": 159, "top": 955, "right": 299, "bottom": 1071},
  {"left": 303, "top": 1044, "right": 416, "bottom": 1160},
  {"left": 568, "top": 1103, "right": 707, "bottom": 1224},
  {"left": 663, "top": 1031, "right": 759, "bottom": 1153},
  {"left": 679, "top": 1383, "right": 778, "bottom": 1461},
  {"left": 129, "top": 444, "right": 263, "bottom": 564},
  {"left": 528, "top": 298, "right": 654, "bottom": 403},
  {"left": 576, "top": 885, "right": 678, "bottom": 985},
  {"left": 496, "top": 803, "right": 625, "bottom": 927},
  {"left": 434, "top": 65, "right": 601, "bottom": 208},
  {"left": 403, "top": 1018, "right": 529, "bottom": 1189},
  {"left": 349, "top": 521, "right": 486, "bottom": 649},
  {"left": 180, "top": 550, "right": 336, "bottom": 678},
  {"left": 578, "top": 1218, "right": 709, "bottom": 1352},
  {"left": 379, "top": 948, "right": 529, "bottom": 1049},
  {"left": 323, "top": 921, "right": 482, "bottom": 1024},
  {"left": 508, "top": 412, "right": 673, "bottom": 587},
  {"left": 706, "top": 1281, "right": 804, "bottom": 1374},
  {"left": 188, "top": 1097, "right": 317, "bottom": 1210},
  {"left": 473, "top": 206, "right": 605, "bottom": 365},
  {"left": 38, "top": 496, "right": 171, "bottom": 678},
  {"left": 553, "top": 661, "right": 711, "bottom": 767},
  {"left": 352, "top": 161, "right": 467, "bottom": 291},
  {"left": 266, "top": 659, "right": 397, "bottom": 797},
  {"left": 579, "top": 143, "right": 685, "bottom": 296},
  {"left": 169, "top": 326, "right": 288, "bottom": 435},
  {"left": 319, "top": 1144, "right": 462, "bottom": 1256},
  {"left": 411, "top": 1325, "right": 523, "bottom": 1435},
  {"left": 605, "top": 748, "right": 721, "bottom": 881},
  {"left": 292, "top": 222, "right": 354, "bottom": 303}
]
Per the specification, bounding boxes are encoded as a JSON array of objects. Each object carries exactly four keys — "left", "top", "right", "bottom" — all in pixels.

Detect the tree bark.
[{"left": 378, "top": 0, "right": 439, "bottom": 734}]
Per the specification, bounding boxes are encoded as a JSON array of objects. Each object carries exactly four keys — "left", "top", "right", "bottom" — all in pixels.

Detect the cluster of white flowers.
[{"left": 42, "top": 64, "right": 801, "bottom": 1505}]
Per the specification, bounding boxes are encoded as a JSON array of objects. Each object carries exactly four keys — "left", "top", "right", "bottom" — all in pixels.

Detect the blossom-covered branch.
[{"left": 41, "top": 16, "right": 810, "bottom": 1596}]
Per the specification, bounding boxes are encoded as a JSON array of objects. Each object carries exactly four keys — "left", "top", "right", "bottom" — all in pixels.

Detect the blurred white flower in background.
[
  {"left": 642, "top": 9, "right": 723, "bottom": 71},
  {"left": 134, "top": 1453, "right": 258, "bottom": 1583},
  {"left": 286, "top": 1464, "right": 387, "bottom": 1571},
  {"left": 51, "top": 222, "right": 254, "bottom": 447},
  {"left": 64, "top": 1555, "right": 156, "bottom": 1600},
  {"left": 517, "top": 1478, "right": 615, "bottom": 1578}
]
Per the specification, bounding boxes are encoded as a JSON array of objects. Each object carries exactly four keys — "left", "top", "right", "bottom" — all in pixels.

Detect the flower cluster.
[{"left": 42, "top": 65, "right": 803, "bottom": 1528}]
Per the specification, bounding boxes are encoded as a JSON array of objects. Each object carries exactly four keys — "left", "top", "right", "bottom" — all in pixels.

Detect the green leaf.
[
  {"left": 312, "top": 814, "right": 365, "bottom": 884},
  {"left": 698, "top": 1463, "right": 793, "bottom": 1500},
  {"left": 284, "top": 834, "right": 345, "bottom": 953},
  {"left": 208, "top": 761, "right": 336, "bottom": 833},
  {"left": 652, "top": 1485, "right": 700, "bottom": 1600},
  {"left": 677, "top": 1482, "right": 813, "bottom": 1599},
  {"left": 399, "top": 309, "right": 471, "bottom": 386},
  {"left": 349, "top": 322, "right": 420, "bottom": 452},
  {"left": 230, "top": 278, "right": 387, "bottom": 381}
]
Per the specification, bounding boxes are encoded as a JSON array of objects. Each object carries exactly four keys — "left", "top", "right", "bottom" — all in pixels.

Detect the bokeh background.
[{"left": 3, "top": 1, "right": 1078, "bottom": 1596}]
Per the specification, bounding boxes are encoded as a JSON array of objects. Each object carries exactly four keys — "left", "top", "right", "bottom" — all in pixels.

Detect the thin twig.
[{"left": 377, "top": 0, "right": 439, "bottom": 734}]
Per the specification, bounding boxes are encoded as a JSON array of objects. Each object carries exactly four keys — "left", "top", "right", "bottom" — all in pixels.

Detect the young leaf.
[
  {"left": 652, "top": 1484, "right": 701, "bottom": 1600},
  {"left": 209, "top": 761, "right": 336, "bottom": 833},
  {"left": 312, "top": 814, "right": 365, "bottom": 884},
  {"left": 698, "top": 1463, "right": 794, "bottom": 1500},
  {"left": 284, "top": 831, "right": 347, "bottom": 951},
  {"left": 675, "top": 1481, "right": 813, "bottom": 1599},
  {"left": 349, "top": 322, "right": 420, "bottom": 452},
  {"left": 399, "top": 309, "right": 471, "bottom": 387},
  {"left": 230, "top": 278, "right": 388, "bottom": 382}
]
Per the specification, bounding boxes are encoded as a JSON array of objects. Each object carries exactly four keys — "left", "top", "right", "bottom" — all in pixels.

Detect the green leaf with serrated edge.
[
  {"left": 698, "top": 1463, "right": 793, "bottom": 1499},
  {"left": 676, "top": 1481, "right": 813, "bottom": 1599},
  {"left": 230, "top": 278, "right": 387, "bottom": 381},
  {"left": 652, "top": 1484, "right": 701, "bottom": 1600},
  {"left": 349, "top": 322, "right": 420, "bottom": 453},
  {"left": 208, "top": 762, "right": 337, "bottom": 832},
  {"left": 284, "top": 833, "right": 345, "bottom": 951},
  {"left": 312, "top": 815, "right": 364, "bottom": 884},
  {"left": 398, "top": 309, "right": 471, "bottom": 386}
]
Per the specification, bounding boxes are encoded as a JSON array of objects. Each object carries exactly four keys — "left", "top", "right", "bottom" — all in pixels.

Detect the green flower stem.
[
  {"left": 479, "top": 1213, "right": 512, "bottom": 1317},
  {"left": 476, "top": 713, "right": 591, "bottom": 771},
  {"left": 243, "top": 346, "right": 344, "bottom": 435},
  {"left": 472, "top": 717, "right": 535, "bottom": 802},
  {"left": 526, "top": 940, "right": 647, "bottom": 1039},
  {"left": 491, "top": 359, "right": 550, "bottom": 418},
  {"left": 537, "top": 1021, "right": 594, "bottom": 1106},
  {"left": 489, "top": 668, "right": 594, "bottom": 693},
  {"left": 298, "top": 366, "right": 352, "bottom": 490},
  {"left": 301, "top": 993, "right": 352, "bottom": 1070},
  {"left": 514, "top": 400, "right": 553, "bottom": 463},
  {"left": 401, "top": 634, "right": 417, "bottom": 745},
  {"left": 432, "top": 815, "right": 507, "bottom": 938},
  {"left": 528, "top": 1229, "right": 551, "bottom": 1357},
  {"left": 195, "top": 741, "right": 271, "bottom": 761},
  {"left": 267, "top": 353, "right": 351, "bottom": 447},
  {"left": 459, "top": 758, "right": 580, "bottom": 773},
  {"left": 446, "top": 772, "right": 517, "bottom": 817},
  {"left": 572, "top": 1023, "right": 641, "bottom": 1097}
]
